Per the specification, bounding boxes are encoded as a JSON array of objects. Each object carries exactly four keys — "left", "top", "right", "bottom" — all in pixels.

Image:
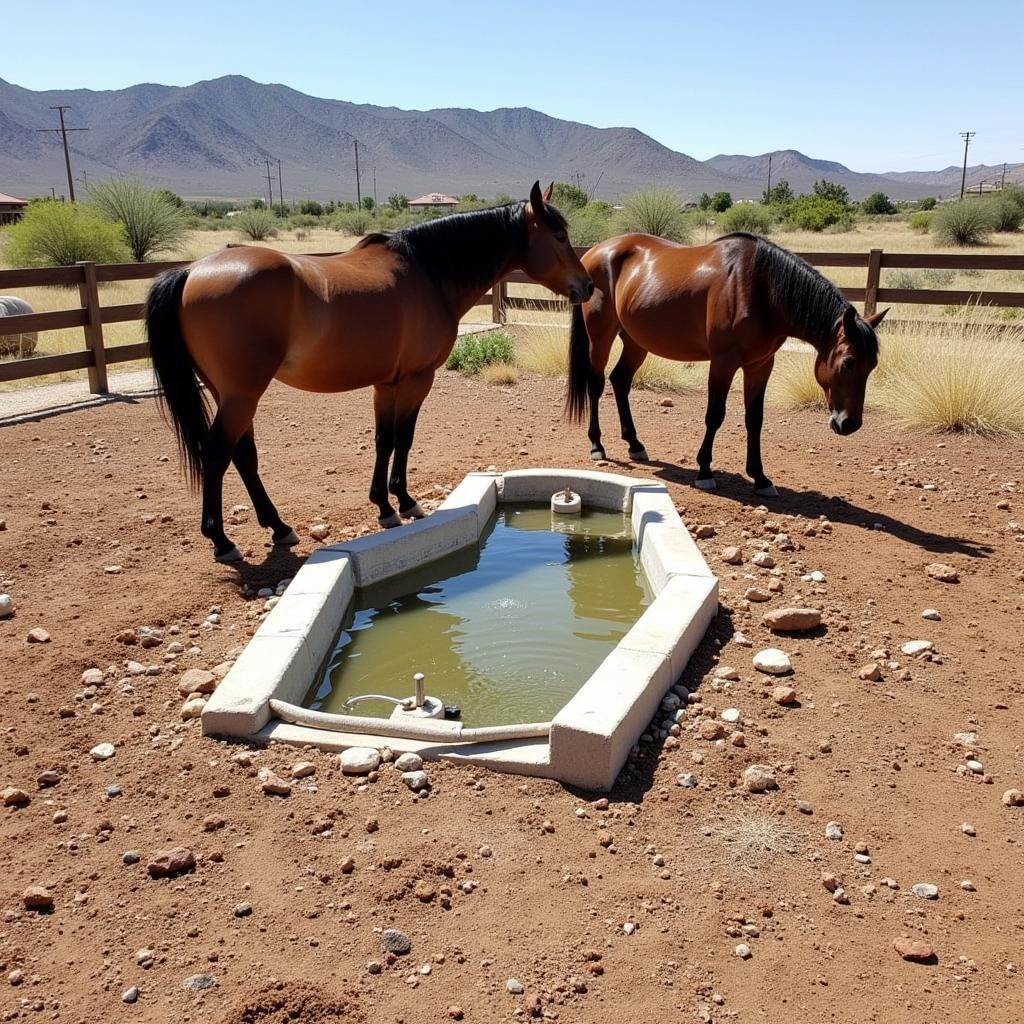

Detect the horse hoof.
[
  {"left": 273, "top": 528, "right": 300, "bottom": 546},
  {"left": 378, "top": 512, "right": 402, "bottom": 529},
  {"left": 589, "top": 449, "right": 607, "bottom": 462},
  {"left": 755, "top": 484, "right": 779, "bottom": 498},
  {"left": 401, "top": 503, "right": 427, "bottom": 520},
  {"left": 629, "top": 448, "right": 650, "bottom": 463},
  {"left": 214, "top": 544, "right": 243, "bottom": 563},
  {"left": 694, "top": 477, "right": 717, "bottom": 491}
]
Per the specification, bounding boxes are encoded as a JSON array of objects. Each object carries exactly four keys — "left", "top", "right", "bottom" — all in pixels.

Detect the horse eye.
[
  {"left": 842, "top": 357, "right": 855, "bottom": 372},
  {"left": 555, "top": 233, "right": 568, "bottom": 244}
]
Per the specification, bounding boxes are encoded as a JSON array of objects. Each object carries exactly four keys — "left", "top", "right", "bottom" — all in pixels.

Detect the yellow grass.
[
  {"left": 481, "top": 361, "right": 518, "bottom": 386},
  {"left": 767, "top": 349, "right": 826, "bottom": 411}
]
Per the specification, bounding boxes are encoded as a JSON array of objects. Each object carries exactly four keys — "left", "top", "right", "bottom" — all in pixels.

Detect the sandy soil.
[{"left": 1, "top": 371, "right": 1023, "bottom": 1023}]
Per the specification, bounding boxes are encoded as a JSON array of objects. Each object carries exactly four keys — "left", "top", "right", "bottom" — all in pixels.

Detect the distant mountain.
[{"left": 0, "top": 76, "right": 1015, "bottom": 203}]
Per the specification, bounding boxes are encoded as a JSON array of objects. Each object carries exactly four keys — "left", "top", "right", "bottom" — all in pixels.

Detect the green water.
[{"left": 304, "top": 504, "right": 652, "bottom": 727}]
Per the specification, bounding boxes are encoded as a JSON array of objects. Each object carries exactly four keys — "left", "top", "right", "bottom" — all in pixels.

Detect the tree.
[
  {"left": 89, "top": 178, "right": 189, "bottom": 262},
  {"left": 387, "top": 193, "right": 409, "bottom": 211},
  {"left": 698, "top": 192, "right": 712, "bottom": 211},
  {"left": 551, "top": 181, "right": 588, "bottom": 212},
  {"left": 710, "top": 191, "right": 733, "bottom": 213},
  {"left": 860, "top": 191, "right": 896, "bottom": 215},
  {"left": 811, "top": 180, "right": 851, "bottom": 207},
  {"left": 361, "top": 196, "right": 375, "bottom": 211},
  {"left": 762, "top": 180, "right": 794, "bottom": 206},
  {"left": 299, "top": 199, "right": 324, "bottom": 216}
]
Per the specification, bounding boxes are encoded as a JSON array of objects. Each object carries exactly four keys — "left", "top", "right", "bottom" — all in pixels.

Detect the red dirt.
[{"left": 1, "top": 371, "right": 1023, "bottom": 1023}]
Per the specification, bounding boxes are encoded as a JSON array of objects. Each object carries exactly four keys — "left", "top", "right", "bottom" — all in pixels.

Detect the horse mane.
[{"left": 720, "top": 232, "right": 877, "bottom": 356}]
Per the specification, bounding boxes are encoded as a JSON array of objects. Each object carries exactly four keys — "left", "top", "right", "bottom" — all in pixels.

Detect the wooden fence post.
[
  {"left": 77, "top": 261, "right": 108, "bottom": 394},
  {"left": 864, "top": 248, "right": 883, "bottom": 318},
  {"left": 492, "top": 277, "right": 507, "bottom": 324}
]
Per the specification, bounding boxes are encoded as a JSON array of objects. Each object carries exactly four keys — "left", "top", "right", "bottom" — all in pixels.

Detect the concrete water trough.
[{"left": 202, "top": 469, "right": 718, "bottom": 791}]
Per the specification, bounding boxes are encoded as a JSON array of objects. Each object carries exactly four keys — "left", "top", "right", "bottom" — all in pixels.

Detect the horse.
[
  {"left": 0, "top": 296, "right": 37, "bottom": 359},
  {"left": 145, "top": 182, "right": 593, "bottom": 562},
  {"left": 565, "top": 231, "right": 886, "bottom": 495}
]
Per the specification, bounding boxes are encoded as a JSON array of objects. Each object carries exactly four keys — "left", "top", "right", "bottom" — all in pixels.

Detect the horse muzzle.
[
  {"left": 829, "top": 411, "right": 861, "bottom": 436},
  {"left": 568, "top": 278, "right": 595, "bottom": 305}
]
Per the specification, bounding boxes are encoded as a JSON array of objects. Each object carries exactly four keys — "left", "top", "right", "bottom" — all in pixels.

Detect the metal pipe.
[{"left": 413, "top": 672, "right": 425, "bottom": 708}]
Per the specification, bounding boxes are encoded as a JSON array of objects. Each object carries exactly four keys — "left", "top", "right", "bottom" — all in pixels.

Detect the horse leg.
[
  {"left": 370, "top": 384, "right": 400, "bottom": 527},
  {"left": 201, "top": 397, "right": 257, "bottom": 562},
  {"left": 388, "top": 370, "right": 435, "bottom": 519},
  {"left": 609, "top": 333, "right": 650, "bottom": 461},
  {"left": 694, "top": 360, "right": 737, "bottom": 490},
  {"left": 232, "top": 427, "right": 298, "bottom": 545},
  {"left": 742, "top": 356, "right": 778, "bottom": 497},
  {"left": 583, "top": 306, "right": 618, "bottom": 462}
]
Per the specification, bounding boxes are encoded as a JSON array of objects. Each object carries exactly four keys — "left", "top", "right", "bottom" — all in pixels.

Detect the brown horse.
[
  {"left": 566, "top": 231, "right": 886, "bottom": 495},
  {"left": 145, "top": 183, "right": 593, "bottom": 562}
]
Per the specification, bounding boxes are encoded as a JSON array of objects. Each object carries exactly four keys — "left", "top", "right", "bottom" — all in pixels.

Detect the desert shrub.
[
  {"left": 932, "top": 201, "right": 995, "bottom": 245},
  {"left": 985, "top": 194, "right": 1023, "bottom": 233},
  {"left": 89, "top": 178, "right": 188, "bottom": 262},
  {"left": 3, "top": 201, "right": 129, "bottom": 267},
  {"left": 334, "top": 210, "right": 372, "bottom": 235},
  {"left": 287, "top": 213, "right": 318, "bottom": 230},
  {"left": 786, "top": 196, "right": 853, "bottom": 232},
  {"left": 888, "top": 270, "right": 920, "bottom": 290},
  {"left": 719, "top": 203, "right": 772, "bottom": 235},
  {"left": 768, "top": 350, "right": 827, "bottom": 410},
  {"left": 299, "top": 199, "right": 323, "bottom": 216},
  {"left": 908, "top": 211, "right": 932, "bottom": 233},
  {"left": 860, "top": 191, "right": 896, "bottom": 215},
  {"left": 567, "top": 203, "right": 615, "bottom": 246},
  {"left": 234, "top": 207, "right": 279, "bottom": 241},
  {"left": 921, "top": 269, "right": 955, "bottom": 287},
  {"left": 446, "top": 331, "right": 515, "bottom": 375},
  {"left": 619, "top": 188, "right": 689, "bottom": 242},
  {"left": 811, "top": 180, "right": 851, "bottom": 207},
  {"left": 482, "top": 361, "right": 519, "bottom": 385},
  {"left": 710, "top": 191, "right": 733, "bottom": 213},
  {"left": 762, "top": 180, "right": 794, "bottom": 207},
  {"left": 551, "top": 182, "right": 589, "bottom": 212},
  {"left": 917, "top": 196, "right": 937, "bottom": 211},
  {"left": 387, "top": 194, "right": 409, "bottom": 211},
  {"left": 1001, "top": 185, "right": 1024, "bottom": 216}
]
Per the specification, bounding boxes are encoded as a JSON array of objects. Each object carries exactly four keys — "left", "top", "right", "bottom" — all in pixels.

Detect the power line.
[
  {"left": 36, "top": 105, "right": 89, "bottom": 202},
  {"left": 959, "top": 131, "right": 976, "bottom": 200}
]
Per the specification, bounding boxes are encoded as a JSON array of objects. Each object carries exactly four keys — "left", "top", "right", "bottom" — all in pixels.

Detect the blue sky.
[{"left": 5, "top": 0, "right": 1021, "bottom": 172}]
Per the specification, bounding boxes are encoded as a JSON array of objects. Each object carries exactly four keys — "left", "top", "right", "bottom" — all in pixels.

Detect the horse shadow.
[{"left": 218, "top": 543, "right": 307, "bottom": 587}]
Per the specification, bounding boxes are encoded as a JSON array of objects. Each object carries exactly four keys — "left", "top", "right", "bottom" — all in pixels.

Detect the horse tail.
[
  {"left": 145, "top": 268, "right": 208, "bottom": 490},
  {"left": 565, "top": 302, "right": 593, "bottom": 423}
]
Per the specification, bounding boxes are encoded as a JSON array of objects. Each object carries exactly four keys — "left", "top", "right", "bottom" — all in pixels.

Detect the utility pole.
[
  {"left": 263, "top": 159, "right": 274, "bottom": 208},
  {"left": 277, "top": 159, "right": 284, "bottom": 208},
  {"left": 959, "top": 131, "right": 976, "bottom": 200},
  {"left": 36, "top": 105, "right": 88, "bottom": 202},
  {"left": 766, "top": 152, "right": 773, "bottom": 201},
  {"left": 1001, "top": 162, "right": 1007, "bottom": 190},
  {"left": 353, "top": 141, "right": 362, "bottom": 207},
  {"left": 372, "top": 166, "right": 377, "bottom": 206}
]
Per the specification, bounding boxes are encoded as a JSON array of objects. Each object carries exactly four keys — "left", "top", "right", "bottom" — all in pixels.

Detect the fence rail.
[{"left": 1, "top": 246, "right": 1022, "bottom": 393}]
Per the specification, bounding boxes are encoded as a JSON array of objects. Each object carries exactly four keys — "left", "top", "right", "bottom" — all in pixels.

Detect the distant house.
[
  {"left": 408, "top": 192, "right": 460, "bottom": 212},
  {"left": 0, "top": 192, "right": 28, "bottom": 226}
]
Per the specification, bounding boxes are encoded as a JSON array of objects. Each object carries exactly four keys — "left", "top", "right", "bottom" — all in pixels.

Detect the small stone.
[
  {"left": 893, "top": 937, "right": 935, "bottom": 962},
  {"left": 921, "top": 609, "right": 941, "bottom": 621},
  {"left": 694, "top": 525, "right": 716, "bottom": 539},
  {"left": 744, "top": 587, "right": 771, "bottom": 602},
  {"left": 180, "top": 697, "right": 206, "bottom": 720},
  {"left": 821, "top": 872, "right": 841, "bottom": 892},
  {"left": 394, "top": 752, "right": 424, "bottom": 773},
  {"left": 796, "top": 800, "right": 813, "bottom": 814},
  {"left": 233, "top": 902, "right": 252, "bottom": 917},
  {"left": 258, "top": 768, "right": 291, "bottom": 797},
  {"left": 122, "top": 850, "right": 141, "bottom": 865},
  {"left": 966, "top": 759, "right": 984, "bottom": 774},
  {"left": 911, "top": 883, "right": 939, "bottom": 900},
  {"left": 177, "top": 669, "right": 216, "bottom": 696},
  {"left": 183, "top": 973, "right": 215, "bottom": 992},
  {"left": 742, "top": 765, "right": 778, "bottom": 793},
  {"left": 339, "top": 747, "right": 381, "bottom": 775},
  {"left": 380, "top": 929, "right": 411, "bottom": 955},
  {"left": 925, "top": 562, "right": 958, "bottom": 583},
  {"left": 714, "top": 665, "right": 740, "bottom": 681},
  {"left": 22, "top": 885, "right": 54, "bottom": 911},
  {"left": 763, "top": 607, "right": 821, "bottom": 632},
  {"left": 147, "top": 847, "right": 196, "bottom": 878},
  {"left": 772, "top": 685, "right": 797, "bottom": 706},
  {"left": 901, "top": 640, "right": 934, "bottom": 657},
  {"left": 37, "top": 770, "right": 61, "bottom": 788},
  {"left": 699, "top": 719, "right": 725, "bottom": 741},
  {"left": 658, "top": 397, "right": 674, "bottom": 408},
  {"left": 825, "top": 821, "right": 844, "bottom": 840},
  {"left": 448, "top": 1007, "right": 464, "bottom": 1020},
  {"left": 402, "top": 770, "right": 429, "bottom": 792},
  {"left": 858, "top": 662, "right": 882, "bottom": 682},
  {"left": 961, "top": 879, "right": 976, "bottom": 891},
  {"left": 753, "top": 648, "right": 792, "bottom": 675},
  {"left": 340, "top": 856, "right": 355, "bottom": 874},
  {"left": 1002, "top": 789, "right": 1024, "bottom": 807},
  {"left": 734, "top": 944, "right": 752, "bottom": 959},
  {"left": 291, "top": 761, "right": 316, "bottom": 779},
  {"left": 26, "top": 627, "right": 50, "bottom": 644},
  {"left": 81, "top": 668, "right": 104, "bottom": 686},
  {"left": 961, "top": 822, "right": 976, "bottom": 836},
  {"left": 0, "top": 594, "right": 14, "bottom": 619},
  {"left": 752, "top": 551, "right": 776, "bottom": 569},
  {"left": 90, "top": 742, "right": 116, "bottom": 761},
  {"left": 721, "top": 707, "right": 742, "bottom": 724},
  {"left": 720, "top": 546, "right": 743, "bottom": 565},
  {"left": 309, "top": 522, "right": 331, "bottom": 541},
  {"left": 122, "top": 986, "right": 139, "bottom": 1004},
  {"left": 676, "top": 773, "right": 698, "bottom": 789},
  {"left": 506, "top": 979, "right": 525, "bottom": 995},
  {"left": 2, "top": 787, "right": 30, "bottom": 807},
  {"left": 367, "top": 961, "right": 383, "bottom": 975},
  {"left": 622, "top": 922, "right": 636, "bottom": 935},
  {"left": 832, "top": 887, "right": 850, "bottom": 905},
  {"left": 413, "top": 879, "right": 436, "bottom": 902}
]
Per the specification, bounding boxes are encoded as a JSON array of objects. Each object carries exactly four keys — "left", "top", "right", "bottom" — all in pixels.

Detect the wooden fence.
[{"left": 1, "top": 247, "right": 1023, "bottom": 394}]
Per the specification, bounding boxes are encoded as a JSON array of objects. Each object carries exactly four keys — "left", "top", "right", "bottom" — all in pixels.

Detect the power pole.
[
  {"left": 372, "top": 166, "right": 377, "bottom": 206},
  {"left": 277, "top": 159, "right": 284, "bottom": 208},
  {"left": 959, "top": 131, "right": 976, "bottom": 200},
  {"left": 263, "top": 159, "right": 274, "bottom": 208},
  {"left": 1001, "top": 162, "right": 1007, "bottom": 190},
  {"left": 36, "top": 105, "right": 89, "bottom": 202},
  {"left": 766, "top": 152, "right": 773, "bottom": 201},
  {"left": 353, "top": 141, "right": 362, "bottom": 207}
]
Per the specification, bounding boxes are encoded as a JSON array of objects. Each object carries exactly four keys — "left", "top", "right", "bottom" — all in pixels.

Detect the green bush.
[
  {"left": 619, "top": 188, "right": 689, "bottom": 242},
  {"left": 861, "top": 191, "right": 896, "bottom": 215},
  {"left": 917, "top": 196, "right": 937, "bottom": 211},
  {"left": 762, "top": 180, "right": 794, "bottom": 207},
  {"left": 299, "top": 199, "right": 323, "bottom": 216},
  {"left": 234, "top": 207, "right": 279, "bottom": 241},
  {"left": 786, "top": 196, "right": 853, "bottom": 232},
  {"left": 811, "top": 180, "right": 851, "bottom": 207},
  {"left": 985, "top": 194, "right": 1023, "bottom": 232},
  {"left": 387, "top": 193, "right": 409, "bottom": 211},
  {"left": 446, "top": 331, "right": 515, "bottom": 375},
  {"left": 908, "top": 211, "right": 932, "bottom": 233},
  {"left": 287, "top": 213, "right": 319, "bottom": 229},
  {"left": 710, "top": 191, "right": 733, "bottom": 212},
  {"left": 932, "top": 201, "right": 995, "bottom": 246},
  {"left": 3, "top": 200, "right": 130, "bottom": 267},
  {"left": 719, "top": 203, "right": 772, "bottom": 235},
  {"left": 89, "top": 178, "right": 188, "bottom": 262},
  {"left": 551, "top": 182, "right": 589, "bottom": 212},
  {"left": 334, "top": 210, "right": 373, "bottom": 235},
  {"left": 567, "top": 202, "right": 615, "bottom": 245}
]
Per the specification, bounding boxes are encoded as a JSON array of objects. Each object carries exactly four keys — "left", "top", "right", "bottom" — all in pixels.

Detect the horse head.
[
  {"left": 817, "top": 306, "right": 886, "bottom": 435},
  {"left": 522, "top": 182, "right": 593, "bottom": 304}
]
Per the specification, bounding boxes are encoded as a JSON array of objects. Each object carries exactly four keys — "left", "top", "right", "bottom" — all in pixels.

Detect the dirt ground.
[{"left": 1, "top": 370, "right": 1023, "bottom": 1023}]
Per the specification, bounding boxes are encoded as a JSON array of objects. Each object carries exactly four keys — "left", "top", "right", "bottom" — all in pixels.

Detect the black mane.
[{"left": 720, "top": 232, "right": 878, "bottom": 355}]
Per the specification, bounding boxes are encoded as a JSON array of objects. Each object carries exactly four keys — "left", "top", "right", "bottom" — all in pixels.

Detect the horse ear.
[
  {"left": 867, "top": 308, "right": 889, "bottom": 327},
  {"left": 542, "top": 182, "right": 554, "bottom": 203},
  {"left": 842, "top": 305, "right": 858, "bottom": 337},
  {"left": 529, "top": 181, "right": 544, "bottom": 215}
]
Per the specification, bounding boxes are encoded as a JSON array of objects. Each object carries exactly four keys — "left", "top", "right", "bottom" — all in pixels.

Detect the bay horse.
[
  {"left": 566, "top": 232, "right": 886, "bottom": 495},
  {"left": 145, "top": 182, "right": 593, "bottom": 562}
]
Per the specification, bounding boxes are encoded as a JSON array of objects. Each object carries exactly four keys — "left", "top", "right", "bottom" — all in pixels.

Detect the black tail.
[
  {"left": 564, "top": 302, "right": 592, "bottom": 423},
  {"left": 145, "top": 268, "right": 208, "bottom": 489}
]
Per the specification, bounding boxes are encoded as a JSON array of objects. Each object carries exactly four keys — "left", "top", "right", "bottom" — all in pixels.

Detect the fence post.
[
  {"left": 492, "top": 277, "right": 507, "bottom": 325},
  {"left": 864, "top": 248, "right": 882, "bottom": 318},
  {"left": 77, "top": 261, "right": 107, "bottom": 394}
]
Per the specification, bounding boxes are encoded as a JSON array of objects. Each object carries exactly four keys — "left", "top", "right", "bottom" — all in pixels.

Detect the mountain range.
[{"left": 1, "top": 75, "right": 1019, "bottom": 203}]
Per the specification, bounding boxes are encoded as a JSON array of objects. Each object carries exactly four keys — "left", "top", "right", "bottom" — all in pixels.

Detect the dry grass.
[
  {"left": 767, "top": 348, "right": 826, "bottom": 411},
  {"left": 701, "top": 809, "right": 804, "bottom": 875},
  {"left": 481, "top": 361, "right": 518, "bottom": 386}
]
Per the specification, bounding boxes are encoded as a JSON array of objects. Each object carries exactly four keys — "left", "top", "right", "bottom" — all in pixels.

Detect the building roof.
[
  {"left": 408, "top": 193, "right": 460, "bottom": 206},
  {"left": 0, "top": 192, "right": 28, "bottom": 206}
]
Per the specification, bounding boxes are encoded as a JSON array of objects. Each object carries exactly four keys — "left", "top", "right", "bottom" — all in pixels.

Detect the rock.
[
  {"left": 380, "top": 929, "right": 411, "bottom": 955},
  {"left": 893, "top": 937, "right": 935, "bottom": 963},
  {"left": 291, "top": 761, "right": 316, "bottom": 779},
  {"left": 339, "top": 747, "right": 381, "bottom": 775},
  {"left": 0, "top": 594, "right": 14, "bottom": 619},
  {"left": 90, "top": 742, "right": 116, "bottom": 761},
  {"left": 122, "top": 986, "right": 140, "bottom": 1004},
  {"left": 742, "top": 765, "right": 778, "bottom": 793},
  {"left": 901, "top": 640, "right": 934, "bottom": 657},
  {"left": 340, "top": 856, "right": 355, "bottom": 874},
  {"left": 81, "top": 668, "right": 104, "bottom": 686},
  {"left": 772, "top": 685, "right": 797, "bottom": 706},
  {"left": 832, "top": 887, "right": 850, "bottom": 905},
  {"left": 180, "top": 697, "right": 206, "bottom": 720},
  {"left": 37, "top": 770, "right": 60, "bottom": 788},
  {"left": 413, "top": 879, "right": 436, "bottom": 902},
  {"left": 911, "top": 883, "right": 939, "bottom": 900},
  {"left": 506, "top": 979, "right": 525, "bottom": 995},
  {"left": 734, "top": 944, "right": 752, "bottom": 959},
  {"left": 825, "top": 821, "right": 844, "bottom": 840},
  {"left": 921, "top": 609, "right": 941, "bottom": 621},
  {"left": 721, "top": 708, "right": 742, "bottom": 724},
  {"left": 233, "top": 902, "right": 252, "bottom": 917},
  {"left": 26, "top": 627, "right": 50, "bottom": 644},
  {"left": 122, "top": 850, "right": 141, "bottom": 865},
  {"left": 925, "top": 562, "right": 959, "bottom": 583},
  {"left": 753, "top": 648, "right": 792, "bottom": 675},
  {"left": 821, "top": 872, "right": 841, "bottom": 892},
  {"left": 961, "top": 822, "right": 976, "bottom": 836},
  {"left": 751, "top": 551, "right": 776, "bottom": 571},
  {"left": 858, "top": 662, "right": 882, "bottom": 682},
  {"left": 763, "top": 607, "right": 821, "bottom": 632},
  {"left": 1002, "top": 789, "right": 1024, "bottom": 807},
  {"left": 183, "top": 974, "right": 215, "bottom": 992},
  {"left": 744, "top": 587, "right": 771, "bottom": 602},
  {"left": 402, "top": 770, "right": 429, "bottom": 792},
  {"left": 732, "top": 631, "right": 752, "bottom": 647},
  {"left": 258, "top": 768, "right": 292, "bottom": 797},
  {"left": 699, "top": 719, "right": 726, "bottom": 740},
  {"left": 961, "top": 879, "right": 976, "bottom": 891},
  {"left": 694, "top": 525, "right": 716, "bottom": 539},
  {"left": 714, "top": 665, "right": 739, "bottom": 681},
  {"left": 309, "top": 522, "right": 331, "bottom": 541},
  {"left": 177, "top": 669, "right": 217, "bottom": 696},
  {"left": 658, "top": 397, "right": 674, "bottom": 408},
  {"left": 394, "top": 752, "right": 424, "bottom": 772},
  {"left": 676, "top": 773, "right": 698, "bottom": 789},
  {"left": 367, "top": 961, "right": 383, "bottom": 975},
  {"left": 2, "top": 787, "right": 30, "bottom": 807},
  {"left": 22, "top": 885, "right": 53, "bottom": 911},
  {"left": 147, "top": 847, "right": 196, "bottom": 878},
  {"left": 720, "top": 546, "right": 743, "bottom": 565}
]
